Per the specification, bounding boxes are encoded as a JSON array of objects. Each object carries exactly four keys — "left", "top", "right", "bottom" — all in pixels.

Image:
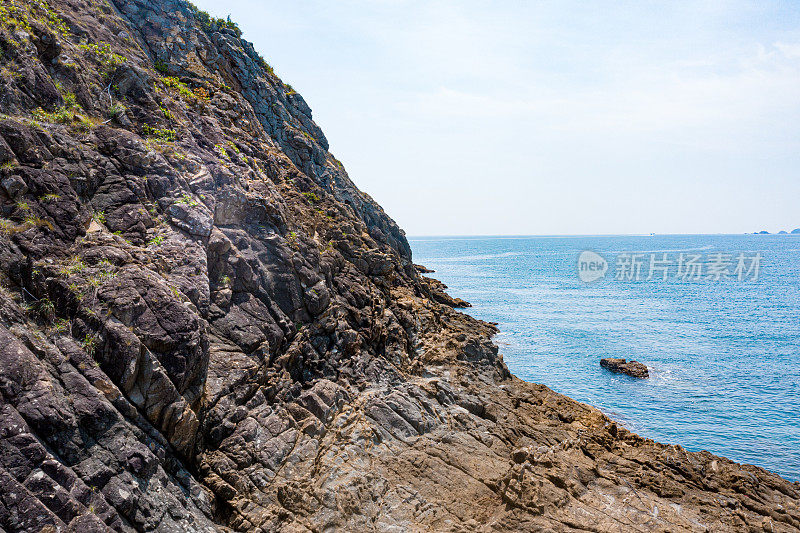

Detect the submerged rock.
[{"left": 601, "top": 357, "right": 650, "bottom": 378}]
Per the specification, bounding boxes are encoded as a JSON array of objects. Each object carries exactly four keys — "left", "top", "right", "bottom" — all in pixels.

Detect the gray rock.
[{"left": 1, "top": 175, "right": 28, "bottom": 199}]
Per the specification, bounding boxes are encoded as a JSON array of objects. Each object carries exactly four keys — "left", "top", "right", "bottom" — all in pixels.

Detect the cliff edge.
[{"left": 0, "top": 1, "right": 798, "bottom": 531}]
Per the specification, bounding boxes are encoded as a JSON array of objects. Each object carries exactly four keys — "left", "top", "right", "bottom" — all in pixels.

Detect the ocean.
[{"left": 409, "top": 234, "right": 800, "bottom": 481}]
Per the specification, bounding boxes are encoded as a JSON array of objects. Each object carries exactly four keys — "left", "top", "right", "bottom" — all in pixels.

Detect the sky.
[{"left": 191, "top": 0, "right": 800, "bottom": 236}]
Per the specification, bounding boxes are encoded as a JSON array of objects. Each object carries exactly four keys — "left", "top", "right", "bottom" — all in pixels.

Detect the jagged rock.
[
  {"left": 601, "top": 357, "right": 650, "bottom": 378},
  {"left": 1, "top": 175, "right": 27, "bottom": 199},
  {"left": 420, "top": 275, "right": 472, "bottom": 308},
  {"left": 0, "top": 1, "right": 797, "bottom": 532}
]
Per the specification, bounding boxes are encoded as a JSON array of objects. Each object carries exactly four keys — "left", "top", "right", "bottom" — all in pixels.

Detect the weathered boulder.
[{"left": 601, "top": 357, "right": 650, "bottom": 378}]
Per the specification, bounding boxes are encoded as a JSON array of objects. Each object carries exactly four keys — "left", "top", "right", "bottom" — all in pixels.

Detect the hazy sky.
[{"left": 191, "top": 0, "right": 800, "bottom": 235}]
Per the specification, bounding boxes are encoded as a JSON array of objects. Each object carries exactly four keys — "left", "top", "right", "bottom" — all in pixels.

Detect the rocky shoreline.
[{"left": 0, "top": 1, "right": 798, "bottom": 531}]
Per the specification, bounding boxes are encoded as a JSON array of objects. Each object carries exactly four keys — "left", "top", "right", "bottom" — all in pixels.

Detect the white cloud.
[{"left": 774, "top": 42, "right": 800, "bottom": 59}]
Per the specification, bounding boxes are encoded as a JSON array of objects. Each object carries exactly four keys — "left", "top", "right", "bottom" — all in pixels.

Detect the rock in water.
[
  {"left": 601, "top": 357, "right": 650, "bottom": 378},
  {"left": 0, "top": 1, "right": 796, "bottom": 532}
]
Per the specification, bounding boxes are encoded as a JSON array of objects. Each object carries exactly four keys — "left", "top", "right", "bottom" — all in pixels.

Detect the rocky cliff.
[{"left": 0, "top": 1, "right": 798, "bottom": 531}]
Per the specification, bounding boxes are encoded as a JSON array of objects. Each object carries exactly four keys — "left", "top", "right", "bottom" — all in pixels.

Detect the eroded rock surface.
[
  {"left": 601, "top": 358, "right": 650, "bottom": 379},
  {"left": 0, "top": 1, "right": 797, "bottom": 531}
]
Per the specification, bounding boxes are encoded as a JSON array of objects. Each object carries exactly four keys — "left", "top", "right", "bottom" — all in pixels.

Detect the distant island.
[{"left": 753, "top": 229, "right": 800, "bottom": 234}]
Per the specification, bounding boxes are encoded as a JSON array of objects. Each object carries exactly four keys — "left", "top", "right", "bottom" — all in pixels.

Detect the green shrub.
[
  {"left": 143, "top": 124, "right": 176, "bottom": 142},
  {"left": 161, "top": 76, "right": 194, "bottom": 100},
  {"left": 59, "top": 256, "right": 85, "bottom": 276},
  {"left": 80, "top": 335, "right": 97, "bottom": 355},
  {"left": 0, "top": 218, "right": 26, "bottom": 236},
  {"left": 158, "top": 105, "right": 174, "bottom": 121},
  {"left": 302, "top": 191, "right": 320, "bottom": 204},
  {"left": 73, "top": 114, "right": 92, "bottom": 132},
  {"left": 62, "top": 91, "right": 78, "bottom": 109},
  {"left": 89, "top": 269, "right": 116, "bottom": 287},
  {"left": 287, "top": 230, "right": 299, "bottom": 248},
  {"left": 187, "top": 3, "right": 243, "bottom": 37},
  {"left": 23, "top": 215, "right": 53, "bottom": 230},
  {"left": 51, "top": 318, "right": 71, "bottom": 334},
  {"left": 175, "top": 194, "right": 198, "bottom": 207},
  {"left": 77, "top": 42, "right": 126, "bottom": 76},
  {"left": 32, "top": 107, "right": 66, "bottom": 123},
  {"left": 213, "top": 143, "right": 228, "bottom": 160},
  {"left": 0, "top": 0, "right": 69, "bottom": 38},
  {"left": 31, "top": 106, "right": 93, "bottom": 130},
  {"left": 0, "top": 3, "right": 33, "bottom": 33},
  {"left": 108, "top": 102, "right": 126, "bottom": 119}
]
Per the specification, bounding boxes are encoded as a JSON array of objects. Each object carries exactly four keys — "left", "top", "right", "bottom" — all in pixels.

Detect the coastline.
[
  {"left": 399, "top": 277, "right": 800, "bottom": 530},
  {"left": 410, "top": 233, "right": 800, "bottom": 484}
]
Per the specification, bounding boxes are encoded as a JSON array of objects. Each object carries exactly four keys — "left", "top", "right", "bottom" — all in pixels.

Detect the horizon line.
[{"left": 407, "top": 232, "right": 799, "bottom": 239}]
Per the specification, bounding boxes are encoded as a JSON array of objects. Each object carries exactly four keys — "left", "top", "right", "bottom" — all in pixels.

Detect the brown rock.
[{"left": 601, "top": 357, "right": 650, "bottom": 378}]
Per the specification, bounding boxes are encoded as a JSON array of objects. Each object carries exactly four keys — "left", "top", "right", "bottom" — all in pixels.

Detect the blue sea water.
[{"left": 409, "top": 235, "right": 800, "bottom": 481}]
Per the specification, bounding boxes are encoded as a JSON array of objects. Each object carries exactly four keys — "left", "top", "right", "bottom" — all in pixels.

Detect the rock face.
[
  {"left": 601, "top": 358, "right": 650, "bottom": 379},
  {"left": 0, "top": 1, "right": 798, "bottom": 532}
]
